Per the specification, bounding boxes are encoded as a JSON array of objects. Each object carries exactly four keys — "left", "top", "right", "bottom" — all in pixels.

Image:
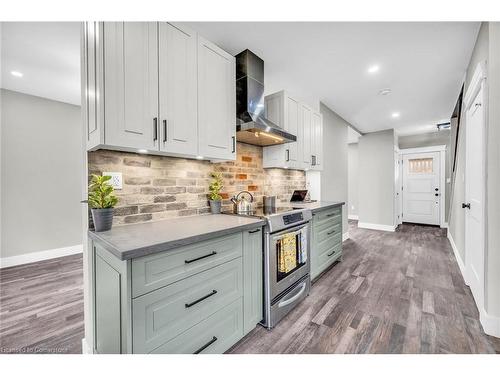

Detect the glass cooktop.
[{"left": 223, "top": 205, "right": 303, "bottom": 218}]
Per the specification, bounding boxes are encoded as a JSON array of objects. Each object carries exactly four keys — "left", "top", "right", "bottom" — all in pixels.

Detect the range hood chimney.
[{"left": 235, "top": 50, "right": 297, "bottom": 146}]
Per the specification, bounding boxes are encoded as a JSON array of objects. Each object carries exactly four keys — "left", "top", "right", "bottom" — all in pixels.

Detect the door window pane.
[{"left": 409, "top": 158, "right": 433, "bottom": 174}]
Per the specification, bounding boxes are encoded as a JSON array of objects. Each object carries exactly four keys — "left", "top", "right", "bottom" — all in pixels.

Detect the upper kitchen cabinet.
[
  {"left": 263, "top": 91, "right": 322, "bottom": 171},
  {"left": 158, "top": 23, "right": 198, "bottom": 155},
  {"left": 103, "top": 22, "right": 159, "bottom": 151},
  {"left": 299, "top": 103, "right": 313, "bottom": 169},
  {"left": 197, "top": 37, "right": 237, "bottom": 160},
  {"left": 83, "top": 22, "right": 236, "bottom": 161},
  {"left": 311, "top": 111, "right": 323, "bottom": 170},
  {"left": 263, "top": 91, "right": 300, "bottom": 169}
]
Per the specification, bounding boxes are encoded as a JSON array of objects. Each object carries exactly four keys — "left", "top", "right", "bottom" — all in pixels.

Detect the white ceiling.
[
  {"left": 183, "top": 22, "right": 479, "bottom": 134},
  {"left": 1, "top": 22, "right": 81, "bottom": 105},
  {"left": 0, "top": 22, "right": 479, "bottom": 133}
]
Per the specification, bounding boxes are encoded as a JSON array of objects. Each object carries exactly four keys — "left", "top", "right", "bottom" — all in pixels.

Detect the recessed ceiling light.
[
  {"left": 378, "top": 88, "right": 392, "bottom": 96},
  {"left": 367, "top": 65, "right": 380, "bottom": 74},
  {"left": 196, "top": 155, "right": 204, "bottom": 160},
  {"left": 391, "top": 112, "right": 400, "bottom": 118},
  {"left": 11, "top": 71, "right": 23, "bottom": 77},
  {"left": 137, "top": 149, "right": 148, "bottom": 154}
]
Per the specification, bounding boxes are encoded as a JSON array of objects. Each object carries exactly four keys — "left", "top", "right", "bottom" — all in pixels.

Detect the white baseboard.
[
  {"left": 441, "top": 222, "right": 449, "bottom": 229},
  {"left": 82, "top": 338, "right": 93, "bottom": 354},
  {"left": 0, "top": 244, "right": 83, "bottom": 268},
  {"left": 357, "top": 222, "right": 396, "bottom": 232},
  {"left": 348, "top": 215, "right": 359, "bottom": 220},
  {"left": 342, "top": 232, "right": 349, "bottom": 242},
  {"left": 480, "top": 308, "right": 500, "bottom": 338},
  {"left": 447, "top": 231, "right": 466, "bottom": 278}
]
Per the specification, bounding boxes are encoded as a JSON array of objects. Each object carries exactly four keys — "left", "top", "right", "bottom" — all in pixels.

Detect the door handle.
[
  {"left": 462, "top": 203, "right": 471, "bottom": 209},
  {"left": 232, "top": 136, "right": 236, "bottom": 153},
  {"left": 278, "top": 282, "right": 307, "bottom": 308},
  {"left": 193, "top": 336, "right": 218, "bottom": 354},
  {"left": 163, "top": 119, "right": 167, "bottom": 142},
  {"left": 153, "top": 117, "right": 158, "bottom": 141},
  {"left": 286, "top": 149, "right": 290, "bottom": 161},
  {"left": 185, "top": 290, "right": 218, "bottom": 308}
]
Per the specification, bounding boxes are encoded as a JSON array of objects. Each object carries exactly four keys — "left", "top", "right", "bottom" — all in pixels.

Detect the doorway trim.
[{"left": 399, "top": 145, "right": 447, "bottom": 228}]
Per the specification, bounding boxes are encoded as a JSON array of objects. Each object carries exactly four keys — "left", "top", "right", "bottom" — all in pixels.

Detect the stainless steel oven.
[
  {"left": 223, "top": 204, "right": 312, "bottom": 329},
  {"left": 262, "top": 209, "right": 312, "bottom": 329}
]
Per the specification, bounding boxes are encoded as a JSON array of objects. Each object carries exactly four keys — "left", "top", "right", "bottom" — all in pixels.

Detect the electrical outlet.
[{"left": 103, "top": 172, "right": 123, "bottom": 190}]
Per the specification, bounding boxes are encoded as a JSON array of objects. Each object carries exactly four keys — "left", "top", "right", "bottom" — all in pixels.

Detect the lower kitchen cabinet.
[
  {"left": 310, "top": 206, "right": 343, "bottom": 281},
  {"left": 243, "top": 228, "right": 263, "bottom": 335},
  {"left": 90, "top": 227, "right": 263, "bottom": 354}
]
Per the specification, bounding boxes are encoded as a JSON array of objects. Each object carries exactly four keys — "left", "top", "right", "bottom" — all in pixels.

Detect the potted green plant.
[
  {"left": 208, "top": 172, "right": 224, "bottom": 214},
  {"left": 88, "top": 174, "right": 118, "bottom": 232}
]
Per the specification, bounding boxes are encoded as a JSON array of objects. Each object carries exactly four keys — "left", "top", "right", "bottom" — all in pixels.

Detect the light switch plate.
[{"left": 103, "top": 172, "right": 123, "bottom": 190}]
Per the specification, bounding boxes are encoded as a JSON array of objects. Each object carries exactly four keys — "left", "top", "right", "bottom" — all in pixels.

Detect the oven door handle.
[
  {"left": 278, "top": 281, "right": 307, "bottom": 308},
  {"left": 271, "top": 224, "right": 308, "bottom": 241}
]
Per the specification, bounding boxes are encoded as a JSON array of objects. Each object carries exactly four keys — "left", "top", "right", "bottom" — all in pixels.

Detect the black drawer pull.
[
  {"left": 249, "top": 229, "right": 261, "bottom": 234},
  {"left": 327, "top": 250, "right": 336, "bottom": 257},
  {"left": 185, "top": 251, "right": 217, "bottom": 264},
  {"left": 327, "top": 230, "right": 336, "bottom": 235},
  {"left": 185, "top": 290, "right": 217, "bottom": 308},
  {"left": 193, "top": 336, "right": 218, "bottom": 354},
  {"left": 326, "top": 213, "right": 337, "bottom": 217}
]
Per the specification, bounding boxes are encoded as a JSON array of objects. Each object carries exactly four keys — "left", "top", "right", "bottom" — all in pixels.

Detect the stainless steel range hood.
[{"left": 235, "top": 50, "right": 297, "bottom": 146}]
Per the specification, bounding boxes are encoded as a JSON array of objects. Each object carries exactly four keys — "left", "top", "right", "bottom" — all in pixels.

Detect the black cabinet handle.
[
  {"left": 163, "top": 119, "right": 167, "bottom": 142},
  {"left": 327, "top": 250, "right": 336, "bottom": 257},
  {"left": 435, "top": 188, "right": 439, "bottom": 191},
  {"left": 185, "top": 290, "right": 217, "bottom": 308},
  {"left": 286, "top": 149, "right": 290, "bottom": 161},
  {"left": 232, "top": 136, "right": 236, "bottom": 153},
  {"left": 193, "top": 336, "right": 218, "bottom": 354},
  {"left": 249, "top": 229, "right": 261, "bottom": 234},
  {"left": 185, "top": 251, "right": 217, "bottom": 264},
  {"left": 327, "top": 230, "right": 336, "bottom": 235},
  {"left": 326, "top": 213, "right": 336, "bottom": 217},
  {"left": 153, "top": 117, "right": 158, "bottom": 141},
  {"left": 462, "top": 203, "right": 471, "bottom": 209}
]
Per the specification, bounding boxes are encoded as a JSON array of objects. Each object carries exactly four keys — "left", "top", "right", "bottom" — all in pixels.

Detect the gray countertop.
[
  {"left": 89, "top": 214, "right": 266, "bottom": 261},
  {"left": 291, "top": 200, "right": 345, "bottom": 213}
]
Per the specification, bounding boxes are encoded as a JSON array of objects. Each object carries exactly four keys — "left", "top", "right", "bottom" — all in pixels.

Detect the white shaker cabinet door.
[
  {"left": 103, "top": 22, "right": 159, "bottom": 151},
  {"left": 311, "top": 111, "right": 323, "bottom": 170},
  {"left": 158, "top": 23, "right": 198, "bottom": 156},
  {"left": 300, "top": 104, "right": 312, "bottom": 168},
  {"left": 197, "top": 36, "right": 236, "bottom": 160}
]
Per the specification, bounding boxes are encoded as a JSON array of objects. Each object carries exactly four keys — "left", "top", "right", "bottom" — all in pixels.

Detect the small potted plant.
[
  {"left": 88, "top": 174, "right": 118, "bottom": 232},
  {"left": 208, "top": 172, "right": 224, "bottom": 214}
]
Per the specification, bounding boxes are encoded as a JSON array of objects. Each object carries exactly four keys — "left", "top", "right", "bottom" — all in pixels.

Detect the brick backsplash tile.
[{"left": 88, "top": 143, "right": 305, "bottom": 225}]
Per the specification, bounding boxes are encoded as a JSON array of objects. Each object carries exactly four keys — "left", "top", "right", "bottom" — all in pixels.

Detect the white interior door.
[
  {"left": 402, "top": 152, "right": 440, "bottom": 225},
  {"left": 465, "top": 86, "right": 485, "bottom": 306}
]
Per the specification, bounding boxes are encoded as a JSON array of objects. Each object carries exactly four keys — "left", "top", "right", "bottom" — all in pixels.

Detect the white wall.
[
  {"left": 0, "top": 89, "right": 83, "bottom": 263},
  {"left": 358, "top": 129, "right": 395, "bottom": 229},
  {"left": 319, "top": 102, "right": 348, "bottom": 236},
  {"left": 347, "top": 143, "right": 358, "bottom": 218}
]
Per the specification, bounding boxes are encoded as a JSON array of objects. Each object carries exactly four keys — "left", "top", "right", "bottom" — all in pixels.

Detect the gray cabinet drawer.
[
  {"left": 314, "top": 207, "right": 342, "bottom": 225},
  {"left": 132, "top": 232, "right": 243, "bottom": 297},
  {"left": 151, "top": 298, "right": 243, "bottom": 354},
  {"left": 316, "top": 222, "right": 342, "bottom": 249},
  {"left": 132, "top": 258, "right": 242, "bottom": 353},
  {"left": 317, "top": 243, "right": 342, "bottom": 276}
]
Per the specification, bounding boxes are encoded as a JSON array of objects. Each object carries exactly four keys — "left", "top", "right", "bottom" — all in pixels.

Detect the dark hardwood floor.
[
  {"left": 1, "top": 222, "right": 499, "bottom": 354},
  {"left": 229, "top": 221, "right": 500, "bottom": 354},
  {"left": 0, "top": 254, "right": 84, "bottom": 354}
]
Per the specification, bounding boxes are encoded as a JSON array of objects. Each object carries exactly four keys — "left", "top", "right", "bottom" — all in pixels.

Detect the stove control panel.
[{"left": 283, "top": 212, "right": 304, "bottom": 226}]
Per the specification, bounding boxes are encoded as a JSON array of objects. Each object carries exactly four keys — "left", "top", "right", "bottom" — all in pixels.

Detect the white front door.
[
  {"left": 402, "top": 152, "right": 440, "bottom": 225},
  {"left": 465, "top": 85, "right": 485, "bottom": 306}
]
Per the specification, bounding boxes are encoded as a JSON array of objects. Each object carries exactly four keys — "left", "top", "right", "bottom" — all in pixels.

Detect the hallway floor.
[
  {"left": 229, "top": 221, "right": 500, "bottom": 354},
  {"left": 1, "top": 222, "right": 499, "bottom": 354}
]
